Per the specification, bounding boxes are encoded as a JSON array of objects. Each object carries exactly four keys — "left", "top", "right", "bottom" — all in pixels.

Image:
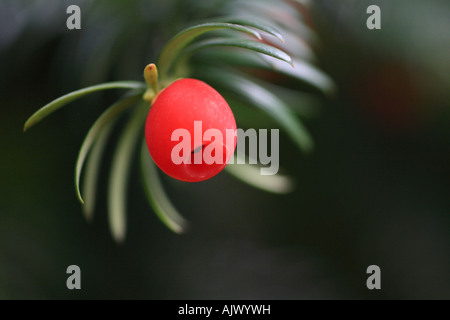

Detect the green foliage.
[
  {"left": 140, "top": 141, "right": 188, "bottom": 234},
  {"left": 107, "top": 103, "right": 149, "bottom": 243},
  {"left": 157, "top": 22, "right": 264, "bottom": 80},
  {"left": 197, "top": 68, "right": 314, "bottom": 153},
  {"left": 23, "top": 82, "right": 146, "bottom": 132},
  {"left": 24, "top": 0, "right": 334, "bottom": 241},
  {"left": 186, "top": 38, "right": 293, "bottom": 67},
  {"left": 76, "top": 94, "right": 142, "bottom": 217}
]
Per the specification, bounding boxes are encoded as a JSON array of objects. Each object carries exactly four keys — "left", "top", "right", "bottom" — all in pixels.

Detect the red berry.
[{"left": 145, "top": 78, "right": 237, "bottom": 182}]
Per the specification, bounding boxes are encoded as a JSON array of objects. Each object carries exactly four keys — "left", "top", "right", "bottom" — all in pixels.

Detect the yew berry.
[{"left": 145, "top": 78, "right": 237, "bottom": 182}]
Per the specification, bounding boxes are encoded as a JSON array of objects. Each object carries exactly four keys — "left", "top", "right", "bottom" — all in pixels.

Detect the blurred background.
[{"left": 1, "top": 0, "right": 449, "bottom": 299}]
